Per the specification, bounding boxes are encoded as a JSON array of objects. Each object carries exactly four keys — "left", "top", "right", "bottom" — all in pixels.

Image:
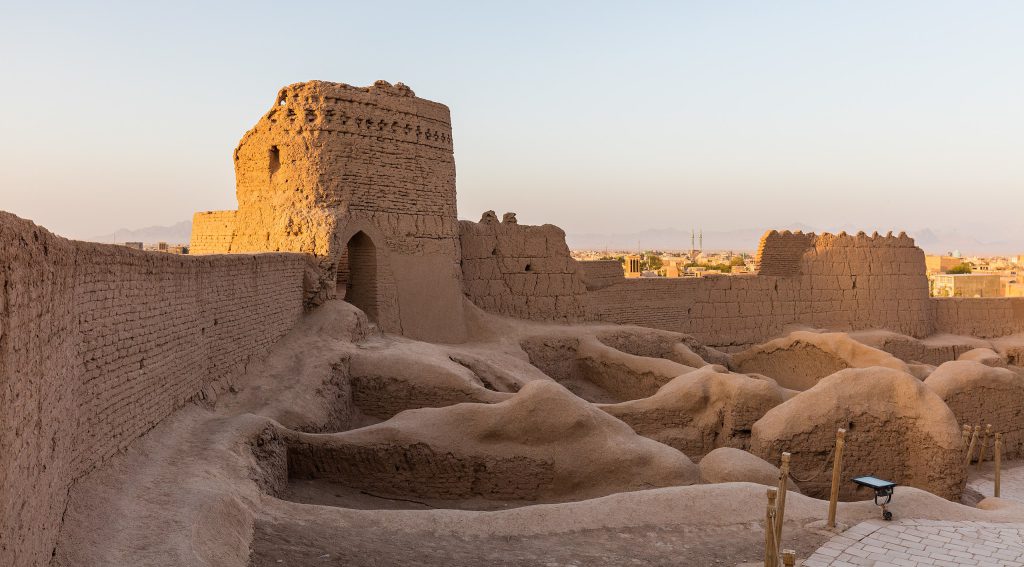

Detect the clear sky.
[{"left": 1, "top": 1, "right": 1022, "bottom": 242}]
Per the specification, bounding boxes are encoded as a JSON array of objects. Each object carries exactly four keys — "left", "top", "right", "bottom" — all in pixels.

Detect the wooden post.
[
  {"left": 966, "top": 425, "right": 980, "bottom": 466},
  {"left": 978, "top": 424, "right": 993, "bottom": 465},
  {"left": 775, "top": 452, "right": 791, "bottom": 545},
  {"left": 962, "top": 424, "right": 971, "bottom": 446},
  {"left": 995, "top": 432, "right": 1003, "bottom": 498},
  {"left": 827, "top": 428, "right": 846, "bottom": 529},
  {"left": 765, "top": 488, "right": 778, "bottom": 567},
  {"left": 782, "top": 550, "right": 796, "bottom": 567}
]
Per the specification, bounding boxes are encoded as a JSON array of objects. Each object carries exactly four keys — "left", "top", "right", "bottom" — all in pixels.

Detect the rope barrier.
[{"left": 787, "top": 444, "right": 837, "bottom": 483}]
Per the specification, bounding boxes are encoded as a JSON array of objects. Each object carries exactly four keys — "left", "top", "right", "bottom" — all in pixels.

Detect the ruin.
[{"left": 4, "top": 80, "right": 1024, "bottom": 566}]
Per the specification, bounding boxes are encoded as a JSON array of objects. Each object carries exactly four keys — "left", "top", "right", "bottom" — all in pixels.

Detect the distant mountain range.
[
  {"left": 85, "top": 219, "right": 1024, "bottom": 256},
  {"left": 89, "top": 220, "right": 193, "bottom": 245}
]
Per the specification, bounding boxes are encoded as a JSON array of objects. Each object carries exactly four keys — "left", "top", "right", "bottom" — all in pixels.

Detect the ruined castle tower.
[{"left": 191, "top": 80, "right": 466, "bottom": 341}]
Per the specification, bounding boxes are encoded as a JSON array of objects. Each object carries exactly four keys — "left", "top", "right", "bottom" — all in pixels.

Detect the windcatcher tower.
[{"left": 191, "top": 80, "right": 467, "bottom": 341}]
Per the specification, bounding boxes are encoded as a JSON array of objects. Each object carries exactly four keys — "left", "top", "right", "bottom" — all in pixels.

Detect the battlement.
[
  {"left": 255, "top": 80, "right": 453, "bottom": 151},
  {"left": 756, "top": 229, "right": 919, "bottom": 276}
]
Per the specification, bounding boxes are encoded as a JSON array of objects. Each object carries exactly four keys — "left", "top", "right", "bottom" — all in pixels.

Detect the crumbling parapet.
[{"left": 460, "top": 214, "right": 589, "bottom": 322}]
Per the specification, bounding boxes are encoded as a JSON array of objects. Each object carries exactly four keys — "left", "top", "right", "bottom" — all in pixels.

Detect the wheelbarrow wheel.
[{"left": 883, "top": 510, "right": 893, "bottom": 521}]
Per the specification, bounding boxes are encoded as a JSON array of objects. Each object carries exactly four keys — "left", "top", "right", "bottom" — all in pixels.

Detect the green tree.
[
  {"left": 947, "top": 263, "right": 972, "bottom": 274},
  {"left": 729, "top": 256, "right": 745, "bottom": 267},
  {"left": 645, "top": 254, "right": 663, "bottom": 271}
]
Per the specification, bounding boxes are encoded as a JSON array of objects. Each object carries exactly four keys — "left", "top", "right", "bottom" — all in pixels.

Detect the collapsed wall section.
[
  {"left": 0, "top": 212, "right": 314, "bottom": 567},
  {"left": 459, "top": 213, "right": 588, "bottom": 322}
]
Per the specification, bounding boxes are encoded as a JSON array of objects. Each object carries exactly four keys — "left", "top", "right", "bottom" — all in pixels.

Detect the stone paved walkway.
[
  {"left": 802, "top": 461, "right": 1024, "bottom": 566},
  {"left": 802, "top": 519, "right": 1024, "bottom": 566}
]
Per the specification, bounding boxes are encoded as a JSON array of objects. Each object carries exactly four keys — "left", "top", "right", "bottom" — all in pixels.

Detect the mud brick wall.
[
  {"left": 586, "top": 231, "right": 934, "bottom": 349},
  {"left": 0, "top": 211, "right": 313, "bottom": 567},
  {"left": 578, "top": 259, "right": 626, "bottom": 290},
  {"left": 754, "top": 230, "right": 817, "bottom": 275},
  {"left": 189, "top": 210, "right": 236, "bottom": 254},
  {"left": 460, "top": 218, "right": 588, "bottom": 322},
  {"left": 287, "top": 441, "right": 555, "bottom": 501},
  {"left": 933, "top": 297, "right": 1024, "bottom": 338},
  {"left": 350, "top": 376, "right": 493, "bottom": 420}
]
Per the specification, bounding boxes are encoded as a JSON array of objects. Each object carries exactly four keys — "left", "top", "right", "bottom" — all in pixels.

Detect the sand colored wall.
[
  {"left": 0, "top": 212, "right": 314, "bottom": 567},
  {"left": 190, "top": 210, "right": 237, "bottom": 254},
  {"left": 754, "top": 230, "right": 817, "bottom": 276},
  {"left": 459, "top": 214, "right": 588, "bottom": 322},
  {"left": 191, "top": 80, "right": 466, "bottom": 342},
  {"left": 583, "top": 231, "right": 933, "bottom": 348},
  {"left": 579, "top": 259, "right": 626, "bottom": 291},
  {"left": 933, "top": 297, "right": 1024, "bottom": 338}
]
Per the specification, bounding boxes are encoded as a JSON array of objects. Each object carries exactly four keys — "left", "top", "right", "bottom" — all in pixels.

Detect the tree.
[
  {"left": 645, "top": 254, "right": 663, "bottom": 271},
  {"left": 947, "top": 263, "right": 972, "bottom": 274},
  {"left": 729, "top": 256, "right": 745, "bottom": 267}
]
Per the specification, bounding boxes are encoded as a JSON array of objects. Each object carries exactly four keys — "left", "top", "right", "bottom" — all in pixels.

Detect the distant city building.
[
  {"left": 925, "top": 255, "right": 960, "bottom": 274},
  {"left": 123, "top": 242, "right": 144, "bottom": 250},
  {"left": 624, "top": 255, "right": 643, "bottom": 278},
  {"left": 931, "top": 274, "right": 1002, "bottom": 298}
]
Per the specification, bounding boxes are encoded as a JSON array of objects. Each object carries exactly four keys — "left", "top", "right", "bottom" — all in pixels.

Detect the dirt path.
[{"left": 249, "top": 520, "right": 827, "bottom": 567}]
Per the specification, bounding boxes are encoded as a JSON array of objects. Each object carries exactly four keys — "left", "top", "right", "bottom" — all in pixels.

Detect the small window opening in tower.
[{"left": 269, "top": 146, "right": 280, "bottom": 177}]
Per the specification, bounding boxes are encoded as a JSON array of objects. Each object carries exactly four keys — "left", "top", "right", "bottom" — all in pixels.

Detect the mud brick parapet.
[
  {"left": 0, "top": 211, "right": 316, "bottom": 567},
  {"left": 459, "top": 214, "right": 588, "bottom": 322}
]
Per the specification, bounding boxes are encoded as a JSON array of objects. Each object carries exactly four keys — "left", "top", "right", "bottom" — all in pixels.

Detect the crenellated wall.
[{"left": 0, "top": 212, "right": 316, "bottom": 567}]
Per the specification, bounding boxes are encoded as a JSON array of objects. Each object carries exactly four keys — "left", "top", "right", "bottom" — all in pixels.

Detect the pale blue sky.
[{"left": 1, "top": 1, "right": 1022, "bottom": 242}]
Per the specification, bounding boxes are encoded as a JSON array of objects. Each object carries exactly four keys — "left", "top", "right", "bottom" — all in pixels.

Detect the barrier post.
[
  {"left": 827, "top": 429, "right": 846, "bottom": 529},
  {"left": 966, "top": 425, "right": 980, "bottom": 466},
  {"left": 995, "top": 432, "right": 1003, "bottom": 498},
  {"left": 978, "top": 424, "right": 993, "bottom": 465},
  {"left": 765, "top": 488, "right": 778, "bottom": 567},
  {"left": 775, "top": 452, "right": 791, "bottom": 545}
]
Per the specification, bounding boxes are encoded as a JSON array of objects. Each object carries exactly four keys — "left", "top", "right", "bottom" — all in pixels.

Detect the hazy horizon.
[{"left": 2, "top": 1, "right": 1022, "bottom": 244}]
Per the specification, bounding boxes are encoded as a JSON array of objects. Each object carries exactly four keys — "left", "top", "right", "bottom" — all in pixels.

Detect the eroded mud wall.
[{"left": 0, "top": 212, "right": 312, "bottom": 567}]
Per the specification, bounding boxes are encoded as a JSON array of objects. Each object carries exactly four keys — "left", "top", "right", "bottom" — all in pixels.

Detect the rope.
[{"left": 787, "top": 444, "right": 837, "bottom": 483}]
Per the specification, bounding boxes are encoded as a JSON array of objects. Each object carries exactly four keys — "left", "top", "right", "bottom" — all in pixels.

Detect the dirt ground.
[{"left": 248, "top": 520, "right": 828, "bottom": 567}]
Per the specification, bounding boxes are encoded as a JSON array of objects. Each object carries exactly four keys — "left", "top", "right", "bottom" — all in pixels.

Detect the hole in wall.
[
  {"left": 269, "top": 146, "right": 281, "bottom": 177},
  {"left": 524, "top": 264, "right": 532, "bottom": 272}
]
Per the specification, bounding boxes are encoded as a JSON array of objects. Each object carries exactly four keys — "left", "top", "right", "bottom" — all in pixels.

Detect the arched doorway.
[{"left": 340, "top": 231, "right": 378, "bottom": 321}]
